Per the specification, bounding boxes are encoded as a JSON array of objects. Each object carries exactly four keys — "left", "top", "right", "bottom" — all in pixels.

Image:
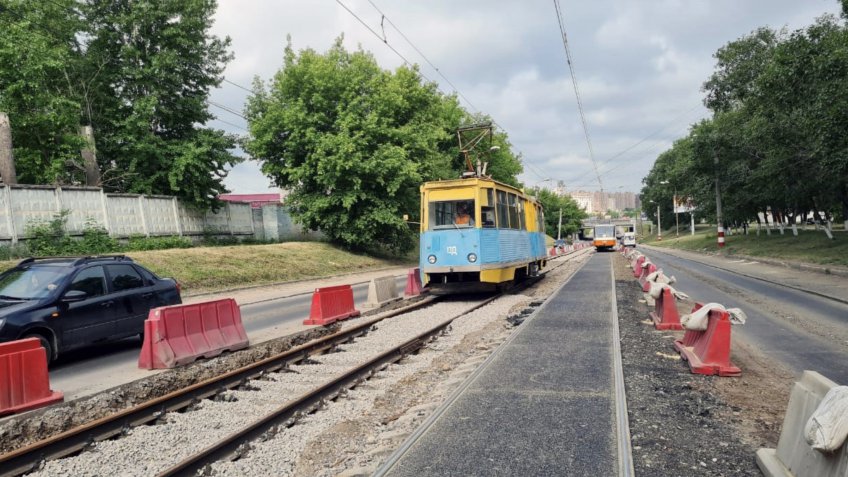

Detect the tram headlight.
[
  {"left": 467, "top": 253, "right": 477, "bottom": 263},
  {"left": 427, "top": 255, "right": 437, "bottom": 264}
]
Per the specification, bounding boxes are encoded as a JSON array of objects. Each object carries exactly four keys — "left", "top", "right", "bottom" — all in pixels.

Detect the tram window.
[
  {"left": 496, "top": 190, "right": 509, "bottom": 228},
  {"left": 429, "top": 200, "right": 476, "bottom": 229},
  {"left": 507, "top": 193, "right": 520, "bottom": 230},
  {"left": 482, "top": 189, "right": 496, "bottom": 228},
  {"left": 538, "top": 209, "right": 545, "bottom": 233}
]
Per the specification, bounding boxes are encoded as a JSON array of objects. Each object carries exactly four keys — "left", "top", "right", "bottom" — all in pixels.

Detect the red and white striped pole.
[{"left": 717, "top": 225, "right": 725, "bottom": 247}]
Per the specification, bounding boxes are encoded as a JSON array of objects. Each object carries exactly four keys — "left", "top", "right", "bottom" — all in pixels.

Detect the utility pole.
[
  {"left": 674, "top": 190, "right": 679, "bottom": 237},
  {"left": 0, "top": 112, "right": 18, "bottom": 184},
  {"left": 557, "top": 208, "right": 563, "bottom": 241},
  {"left": 657, "top": 204, "right": 662, "bottom": 241},
  {"left": 714, "top": 148, "right": 724, "bottom": 248}
]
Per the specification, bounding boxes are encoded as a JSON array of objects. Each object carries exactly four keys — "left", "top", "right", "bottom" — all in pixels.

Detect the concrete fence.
[{"left": 0, "top": 184, "right": 321, "bottom": 244}]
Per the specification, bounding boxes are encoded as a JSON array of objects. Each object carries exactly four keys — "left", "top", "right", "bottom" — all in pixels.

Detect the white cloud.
[{"left": 208, "top": 0, "right": 843, "bottom": 196}]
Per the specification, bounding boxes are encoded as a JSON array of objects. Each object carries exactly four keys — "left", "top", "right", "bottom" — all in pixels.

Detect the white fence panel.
[
  {"left": 227, "top": 203, "right": 254, "bottom": 235},
  {"left": 145, "top": 197, "right": 179, "bottom": 235},
  {"left": 11, "top": 187, "right": 59, "bottom": 238},
  {"left": 106, "top": 195, "right": 146, "bottom": 237},
  {"left": 61, "top": 188, "right": 106, "bottom": 233},
  {"left": 177, "top": 203, "right": 204, "bottom": 235}
]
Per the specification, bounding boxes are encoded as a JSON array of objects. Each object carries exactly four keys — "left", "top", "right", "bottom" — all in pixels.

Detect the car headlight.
[
  {"left": 467, "top": 253, "right": 477, "bottom": 263},
  {"left": 428, "top": 255, "right": 437, "bottom": 264}
]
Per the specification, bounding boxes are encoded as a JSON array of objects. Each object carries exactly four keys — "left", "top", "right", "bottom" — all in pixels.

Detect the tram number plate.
[{"left": 446, "top": 246, "right": 458, "bottom": 255}]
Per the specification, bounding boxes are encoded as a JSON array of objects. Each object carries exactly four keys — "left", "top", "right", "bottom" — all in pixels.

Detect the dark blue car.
[{"left": 0, "top": 255, "right": 181, "bottom": 363}]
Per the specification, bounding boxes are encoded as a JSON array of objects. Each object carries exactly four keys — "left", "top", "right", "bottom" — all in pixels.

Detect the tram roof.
[{"left": 421, "top": 177, "right": 539, "bottom": 204}]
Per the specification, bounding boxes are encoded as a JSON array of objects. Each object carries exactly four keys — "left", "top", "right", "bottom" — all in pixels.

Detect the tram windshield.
[
  {"left": 595, "top": 225, "right": 615, "bottom": 238},
  {"left": 430, "top": 200, "right": 476, "bottom": 229}
]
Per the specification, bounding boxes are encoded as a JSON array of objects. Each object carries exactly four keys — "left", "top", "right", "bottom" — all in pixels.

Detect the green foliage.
[
  {"left": 77, "top": 219, "right": 120, "bottom": 254},
  {"left": 644, "top": 5, "right": 848, "bottom": 230},
  {"left": 245, "top": 38, "right": 523, "bottom": 253},
  {"left": 534, "top": 188, "right": 587, "bottom": 238},
  {"left": 125, "top": 235, "right": 193, "bottom": 251},
  {"left": 25, "top": 210, "right": 75, "bottom": 256},
  {"left": 0, "top": 0, "right": 239, "bottom": 208}
]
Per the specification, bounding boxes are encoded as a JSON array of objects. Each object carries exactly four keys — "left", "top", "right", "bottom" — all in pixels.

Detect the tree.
[
  {"left": 81, "top": 0, "right": 239, "bottom": 208},
  {"left": 534, "top": 188, "right": 586, "bottom": 238},
  {"left": 0, "top": 0, "right": 85, "bottom": 184},
  {"left": 246, "top": 38, "right": 522, "bottom": 252}
]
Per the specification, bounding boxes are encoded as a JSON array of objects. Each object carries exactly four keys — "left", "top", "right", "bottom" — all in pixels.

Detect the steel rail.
[
  {"left": 157, "top": 294, "right": 501, "bottom": 476},
  {"left": 0, "top": 297, "right": 437, "bottom": 477}
]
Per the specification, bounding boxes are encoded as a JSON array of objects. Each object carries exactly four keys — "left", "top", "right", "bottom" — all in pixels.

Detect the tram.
[{"left": 419, "top": 177, "right": 548, "bottom": 293}]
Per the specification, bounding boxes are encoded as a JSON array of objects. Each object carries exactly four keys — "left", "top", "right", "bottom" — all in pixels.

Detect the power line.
[
  {"left": 223, "top": 78, "right": 253, "bottom": 93},
  {"left": 211, "top": 117, "right": 249, "bottom": 132},
  {"left": 208, "top": 100, "right": 247, "bottom": 120},
  {"left": 366, "top": 0, "right": 479, "bottom": 113},
  {"left": 553, "top": 0, "right": 603, "bottom": 193}
]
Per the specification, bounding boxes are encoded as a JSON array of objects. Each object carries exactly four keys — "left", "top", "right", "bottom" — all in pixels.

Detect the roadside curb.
[{"left": 639, "top": 245, "right": 848, "bottom": 306}]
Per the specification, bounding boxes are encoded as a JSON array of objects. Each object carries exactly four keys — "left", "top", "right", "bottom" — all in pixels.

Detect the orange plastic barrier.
[
  {"left": 138, "top": 298, "right": 249, "bottom": 369},
  {"left": 649, "top": 287, "right": 683, "bottom": 331},
  {"left": 673, "top": 303, "right": 740, "bottom": 376},
  {"left": 303, "top": 285, "right": 361, "bottom": 326},
  {"left": 404, "top": 267, "right": 424, "bottom": 297},
  {"left": 0, "top": 338, "right": 63, "bottom": 416}
]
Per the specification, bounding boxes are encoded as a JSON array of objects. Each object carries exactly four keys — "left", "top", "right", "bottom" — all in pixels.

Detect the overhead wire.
[{"left": 552, "top": 0, "right": 603, "bottom": 193}]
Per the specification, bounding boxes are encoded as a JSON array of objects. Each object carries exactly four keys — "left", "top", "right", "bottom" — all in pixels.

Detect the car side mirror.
[{"left": 62, "top": 290, "right": 88, "bottom": 302}]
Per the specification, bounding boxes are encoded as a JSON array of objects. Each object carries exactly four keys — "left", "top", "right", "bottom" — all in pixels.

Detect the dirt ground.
[{"left": 614, "top": 251, "right": 795, "bottom": 475}]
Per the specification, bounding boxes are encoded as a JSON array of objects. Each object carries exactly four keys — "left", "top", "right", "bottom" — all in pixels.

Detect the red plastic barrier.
[
  {"left": 303, "top": 285, "right": 361, "bottom": 326},
  {"left": 138, "top": 298, "right": 249, "bottom": 369},
  {"left": 0, "top": 338, "right": 63, "bottom": 416},
  {"left": 649, "top": 287, "right": 683, "bottom": 331},
  {"left": 632, "top": 256, "right": 646, "bottom": 277},
  {"left": 404, "top": 267, "right": 424, "bottom": 297},
  {"left": 673, "top": 303, "right": 740, "bottom": 376},
  {"left": 638, "top": 263, "right": 657, "bottom": 287}
]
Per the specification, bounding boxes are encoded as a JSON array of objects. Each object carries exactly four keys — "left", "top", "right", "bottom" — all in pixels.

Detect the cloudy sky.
[{"left": 209, "top": 0, "right": 843, "bottom": 196}]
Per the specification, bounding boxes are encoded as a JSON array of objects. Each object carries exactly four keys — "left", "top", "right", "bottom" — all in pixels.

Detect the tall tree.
[
  {"left": 81, "top": 0, "right": 239, "bottom": 208},
  {"left": 246, "top": 38, "right": 522, "bottom": 252}
]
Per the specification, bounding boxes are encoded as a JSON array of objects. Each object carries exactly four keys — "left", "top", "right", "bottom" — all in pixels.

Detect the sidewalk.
[{"left": 639, "top": 245, "right": 848, "bottom": 305}]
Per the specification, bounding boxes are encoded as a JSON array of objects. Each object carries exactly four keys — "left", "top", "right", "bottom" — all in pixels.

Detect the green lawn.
[
  {"left": 640, "top": 223, "right": 848, "bottom": 268},
  {"left": 0, "top": 242, "right": 416, "bottom": 295}
]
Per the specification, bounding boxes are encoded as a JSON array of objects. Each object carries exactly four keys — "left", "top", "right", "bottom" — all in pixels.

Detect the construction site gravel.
[{"left": 2, "top": 250, "right": 797, "bottom": 476}]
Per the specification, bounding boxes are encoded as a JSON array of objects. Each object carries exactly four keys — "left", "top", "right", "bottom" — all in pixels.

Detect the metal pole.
[
  {"left": 674, "top": 191, "right": 679, "bottom": 237},
  {"left": 690, "top": 212, "right": 695, "bottom": 236},
  {"left": 557, "top": 208, "right": 563, "bottom": 241},
  {"left": 657, "top": 204, "right": 662, "bottom": 241}
]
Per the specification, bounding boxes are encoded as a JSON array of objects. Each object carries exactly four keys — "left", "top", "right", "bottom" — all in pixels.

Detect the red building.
[{"left": 218, "top": 193, "right": 282, "bottom": 209}]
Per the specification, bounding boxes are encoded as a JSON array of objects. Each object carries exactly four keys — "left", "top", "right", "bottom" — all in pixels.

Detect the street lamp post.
[{"left": 657, "top": 204, "right": 662, "bottom": 241}]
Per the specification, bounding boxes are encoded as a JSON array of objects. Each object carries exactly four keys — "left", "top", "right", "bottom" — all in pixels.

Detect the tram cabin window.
[
  {"left": 507, "top": 193, "right": 522, "bottom": 230},
  {"left": 482, "top": 189, "right": 496, "bottom": 227},
  {"left": 430, "top": 200, "right": 476, "bottom": 229},
  {"left": 496, "top": 190, "right": 509, "bottom": 228}
]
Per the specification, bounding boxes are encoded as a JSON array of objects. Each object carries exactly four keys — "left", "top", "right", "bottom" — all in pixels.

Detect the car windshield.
[{"left": 0, "top": 267, "right": 67, "bottom": 300}]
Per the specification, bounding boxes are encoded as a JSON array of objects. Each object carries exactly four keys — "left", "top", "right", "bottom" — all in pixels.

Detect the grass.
[
  {"left": 0, "top": 242, "right": 417, "bottom": 294},
  {"left": 640, "top": 223, "right": 848, "bottom": 268}
]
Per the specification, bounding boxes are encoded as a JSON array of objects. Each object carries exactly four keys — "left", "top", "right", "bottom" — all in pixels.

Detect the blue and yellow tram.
[{"left": 419, "top": 177, "right": 548, "bottom": 293}]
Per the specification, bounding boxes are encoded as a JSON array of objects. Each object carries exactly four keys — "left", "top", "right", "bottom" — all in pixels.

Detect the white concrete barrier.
[
  {"left": 365, "top": 276, "right": 400, "bottom": 308},
  {"left": 757, "top": 371, "right": 848, "bottom": 477}
]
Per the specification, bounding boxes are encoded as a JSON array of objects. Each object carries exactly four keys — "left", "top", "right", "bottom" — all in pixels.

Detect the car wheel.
[{"left": 23, "top": 333, "right": 54, "bottom": 365}]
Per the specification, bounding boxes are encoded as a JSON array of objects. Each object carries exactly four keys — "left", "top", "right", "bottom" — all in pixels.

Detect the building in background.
[{"left": 219, "top": 191, "right": 287, "bottom": 209}]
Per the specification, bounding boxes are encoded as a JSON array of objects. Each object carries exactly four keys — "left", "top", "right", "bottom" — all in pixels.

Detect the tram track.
[{"left": 0, "top": 249, "right": 591, "bottom": 477}]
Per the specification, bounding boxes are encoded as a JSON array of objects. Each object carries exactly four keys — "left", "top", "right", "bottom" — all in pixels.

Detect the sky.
[{"left": 209, "top": 0, "right": 844, "bottom": 196}]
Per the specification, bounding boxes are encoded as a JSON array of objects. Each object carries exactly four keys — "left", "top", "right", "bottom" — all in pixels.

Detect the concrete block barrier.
[
  {"left": 303, "top": 284, "right": 361, "bottom": 326},
  {"left": 674, "top": 303, "right": 741, "bottom": 377},
  {"left": 138, "top": 298, "right": 249, "bottom": 369},
  {"left": 0, "top": 338, "right": 63, "bottom": 416},
  {"left": 757, "top": 371, "right": 848, "bottom": 477},
  {"left": 365, "top": 275, "right": 400, "bottom": 307}
]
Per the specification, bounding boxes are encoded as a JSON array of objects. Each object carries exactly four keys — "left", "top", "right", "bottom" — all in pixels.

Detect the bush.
[
  {"left": 75, "top": 219, "right": 120, "bottom": 254},
  {"left": 125, "top": 235, "right": 193, "bottom": 251},
  {"left": 26, "top": 210, "right": 74, "bottom": 256}
]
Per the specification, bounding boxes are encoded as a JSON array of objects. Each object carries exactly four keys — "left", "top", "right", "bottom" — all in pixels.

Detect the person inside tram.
[{"left": 454, "top": 202, "right": 474, "bottom": 226}]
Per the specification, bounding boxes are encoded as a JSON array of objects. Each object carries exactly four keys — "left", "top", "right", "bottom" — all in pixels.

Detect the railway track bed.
[{"left": 2, "top": 252, "right": 592, "bottom": 477}]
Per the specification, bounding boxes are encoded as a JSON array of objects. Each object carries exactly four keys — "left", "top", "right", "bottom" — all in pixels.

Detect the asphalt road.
[
  {"left": 642, "top": 248, "right": 848, "bottom": 383},
  {"left": 47, "top": 275, "right": 408, "bottom": 400}
]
